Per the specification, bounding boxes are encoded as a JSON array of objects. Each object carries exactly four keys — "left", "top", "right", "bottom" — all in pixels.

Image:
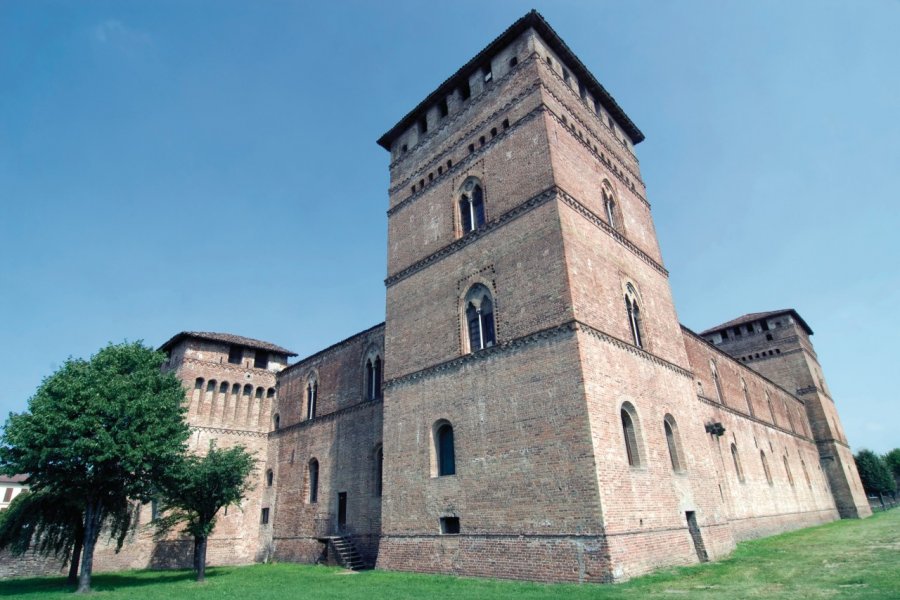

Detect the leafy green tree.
[
  {"left": 0, "top": 342, "right": 190, "bottom": 593},
  {"left": 156, "top": 444, "right": 255, "bottom": 582},
  {"left": 854, "top": 449, "right": 896, "bottom": 499},
  {"left": 0, "top": 489, "right": 84, "bottom": 583},
  {"left": 0, "top": 489, "right": 136, "bottom": 584},
  {"left": 885, "top": 448, "right": 900, "bottom": 482}
]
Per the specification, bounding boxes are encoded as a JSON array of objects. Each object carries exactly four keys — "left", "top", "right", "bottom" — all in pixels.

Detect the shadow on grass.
[{"left": 0, "top": 568, "right": 224, "bottom": 596}]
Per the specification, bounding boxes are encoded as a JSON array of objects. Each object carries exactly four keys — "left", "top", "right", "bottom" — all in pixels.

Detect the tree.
[
  {"left": 0, "top": 489, "right": 135, "bottom": 584},
  {"left": 0, "top": 342, "right": 190, "bottom": 593},
  {"left": 155, "top": 444, "right": 255, "bottom": 582},
  {"left": 0, "top": 489, "right": 84, "bottom": 582},
  {"left": 885, "top": 448, "right": 900, "bottom": 485},
  {"left": 854, "top": 449, "right": 896, "bottom": 501}
]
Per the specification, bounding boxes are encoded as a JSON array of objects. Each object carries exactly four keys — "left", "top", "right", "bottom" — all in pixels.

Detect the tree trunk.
[
  {"left": 193, "top": 537, "right": 200, "bottom": 572},
  {"left": 67, "top": 536, "right": 83, "bottom": 584},
  {"left": 77, "top": 499, "right": 102, "bottom": 594},
  {"left": 195, "top": 536, "right": 208, "bottom": 582}
]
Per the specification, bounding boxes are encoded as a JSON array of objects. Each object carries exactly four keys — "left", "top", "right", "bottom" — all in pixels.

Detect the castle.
[{"left": 91, "top": 11, "right": 869, "bottom": 583}]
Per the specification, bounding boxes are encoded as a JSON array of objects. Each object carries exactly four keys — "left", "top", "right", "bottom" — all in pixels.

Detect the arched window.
[
  {"left": 741, "top": 379, "right": 754, "bottom": 416},
  {"left": 760, "top": 451, "right": 772, "bottom": 485},
  {"left": 365, "top": 354, "right": 383, "bottom": 400},
  {"left": 374, "top": 444, "right": 384, "bottom": 497},
  {"left": 731, "top": 443, "right": 745, "bottom": 482},
  {"left": 624, "top": 284, "right": 643, "bottom": 348},
  {"left": 783, "top": 455, "right": 794, "bottom": 486},
  {"left": 664, "top": 415, "right": 684, "bottom": 473},
  {"left": 308, "top": 459, "right": 319, "bottom": 503},
  {"left": 458, "top": 178, "right": 485, "bottom": 234},
  {"left": 266, "top": 469, "right": 274, "bottom": 487},
  {"left": 783, "top": 400, "right": 795, "bottom": 433},
  {"left": 434, "top": 421, "right": 456, "bottom": 477},
  {"left": 464, "top": 285, "right": 496, "bottom": 352},
  {"left": 620, "top": 402, "right": 643, "bottom": 467},
  {"left": 219, "top": 381, "right": 229, "bottom": 395},
  {"left": 602, "top": 182, "right": 622, "bottom": 232},
  {"left": 710, "top": 361, "right": 724, "bottom": 403},
  {"left": 306, "top": 378, "right": 318, "bottom": 420}
]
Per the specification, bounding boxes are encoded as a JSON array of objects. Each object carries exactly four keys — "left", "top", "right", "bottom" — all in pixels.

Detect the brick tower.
[
  {"left": 700, "top": 311, "right": 871, "bottom": 518},
  {"left": 375, "top": 11, "right": 739, "bottom": 581}
]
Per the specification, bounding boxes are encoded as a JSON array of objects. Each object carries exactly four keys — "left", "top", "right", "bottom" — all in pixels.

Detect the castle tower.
[
  {"left": 700, "top": 311, "right": 871, "bottom": 518},
  {"left": 375, "top": 11, "right": 736, "bottom": 581}
]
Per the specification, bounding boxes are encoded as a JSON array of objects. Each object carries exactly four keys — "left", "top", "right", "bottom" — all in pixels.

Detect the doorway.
[{"left": 337, "top": 492, "right": 347, "bottom": 531}]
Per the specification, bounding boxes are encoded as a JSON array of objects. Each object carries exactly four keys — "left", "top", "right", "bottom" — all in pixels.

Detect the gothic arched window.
[
  {"left": 625, "top": 284, "right": 643, "bottom": 348},
  {"left": 620, "top": 402, "right": 644, "bottom": 467},
  {"left": 306, "top": 377, "right": 318, "bottom": 420},
  {"left": 761, "top": 451, "right": 772, "bottom": 485},
  {"left": 731, "top": 443, "right": 745, "bottom": 482},
  {"left": 458, "top": 178, "right": 485, "bottom": 234},
  {"left": 434, "top": 421, "right": 456, "bottom": 477},
  {"left": 710, "top": 361, "right": 724, "bottom": 403},
  {"left": 365, "top": 354, "right": 383, "bottom": 400},
  {"left": 664, "top": 414, "right": 684, "bottom": 473},
  {"left": 308, "top": 458, "right": 319, "bottom": 503},
  {"left": 602, "top": 181, "right": 622, "bottom": 232},
  {"left": 464, "top": 285, "right": 496, "bottom": 352}
]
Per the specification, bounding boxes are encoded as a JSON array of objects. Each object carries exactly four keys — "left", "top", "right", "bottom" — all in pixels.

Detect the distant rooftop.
[
  {"left": 700, "top": 309, "right": 813, "bottom": 336},
  {"left": 159, "top": 332, "right": 297, "bottom": 357},
  {"left": 377, "top": 9, "right": 644, "bottom": 150},
  {"left": 0, "top": 474, "right": 28, "bottom": 484}
]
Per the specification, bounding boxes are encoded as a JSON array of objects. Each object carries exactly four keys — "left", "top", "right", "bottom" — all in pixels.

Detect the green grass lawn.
[{"left": 3, "top": 508, "right": 898, "bottom": 599}]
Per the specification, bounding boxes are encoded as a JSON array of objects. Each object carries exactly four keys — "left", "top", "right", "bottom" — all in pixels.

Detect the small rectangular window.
[
  {"left": 438, "top": 99, "right": 449, "bottom": 118},
  {"left": 460, "top": 80, "right": 471, "bottom": 101},
  {"left": 261, "top": 507, "right": 269, "bottom": 525},
  {"left": 440, "top": 517, "right": 460, "bottom": 535},
  {"left": 483, "top": 63, "right": 493, "bottom": 83},
  {"left": 254, "top": 351, "right": 268, "bottom": 370},
  {"left": 761, "top": 320, "right": 770, "bottom": 331},
  {"left": 579, "top": 82, "right": 587, "bottom": 100},
  {"left": 3, "top": 488, "right": 13, "bottom": 502},
  {"left": 418, "top": 116, "right": 428, "bottom": 134},
  {"left": 227, "top": 346, "right": 242, "bottom": 365}
]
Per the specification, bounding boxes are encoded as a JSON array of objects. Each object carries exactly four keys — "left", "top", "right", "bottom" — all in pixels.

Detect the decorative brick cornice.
[
  {"left": 538, "top": 58, "right": 644, "bottom": 186},
  {"left": 280, "top": 323, "right": 384, "bottom": 377},
  {"left": 190, "top": 425, "right": 267, "bottom": 438},
  {"left": 544, "top": 106, "right": 648, "bottom": 208},
  {"left": 695, "top": 394, "right": 814, "bottom": 443},
  {"left": 386, "top": 184, "right": 668, "bottom": 288},
  {"left": 386, "top": 52, "right": 539, "bottom": 171},
  {"left": 385, "top": 186, "right": 557, "bottom": 287},
  {"left": 385, "top": 319, "right": 695, "bottom": 389},
  {"left": 556, "top": 188, "right": 667, "bottom": 276},
  {"left": 575, "top": 321, "right": 692, "bottom": 379},
  {"left": 179, "top": 356, "right": 278, "bottom": 380},
  {"left": 388, "top": 98, "right": 544, "bottom": 217},
  {"left": 269, "top": 398, "right": 383, "bottom": 438},
  {"left": 384, "top": 321, "right": 578, "bottom": 389},
  {"left": 681, "top": 326, "right": 807, "bottom": 408}
]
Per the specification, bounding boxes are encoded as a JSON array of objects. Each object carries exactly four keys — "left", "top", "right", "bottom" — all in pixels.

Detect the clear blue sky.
[{"left": 2, "top": 1, "right": 897, "bottom": 453}]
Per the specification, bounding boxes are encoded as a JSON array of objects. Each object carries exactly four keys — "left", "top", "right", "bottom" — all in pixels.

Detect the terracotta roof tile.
[{"left": 159, "top": 332, "right": 296, "bottom": 357}]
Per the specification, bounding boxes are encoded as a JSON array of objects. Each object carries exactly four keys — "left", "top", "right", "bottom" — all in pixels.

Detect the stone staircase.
[{"left": 328, "top": 536, "right": 366, "bottom": 571}]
